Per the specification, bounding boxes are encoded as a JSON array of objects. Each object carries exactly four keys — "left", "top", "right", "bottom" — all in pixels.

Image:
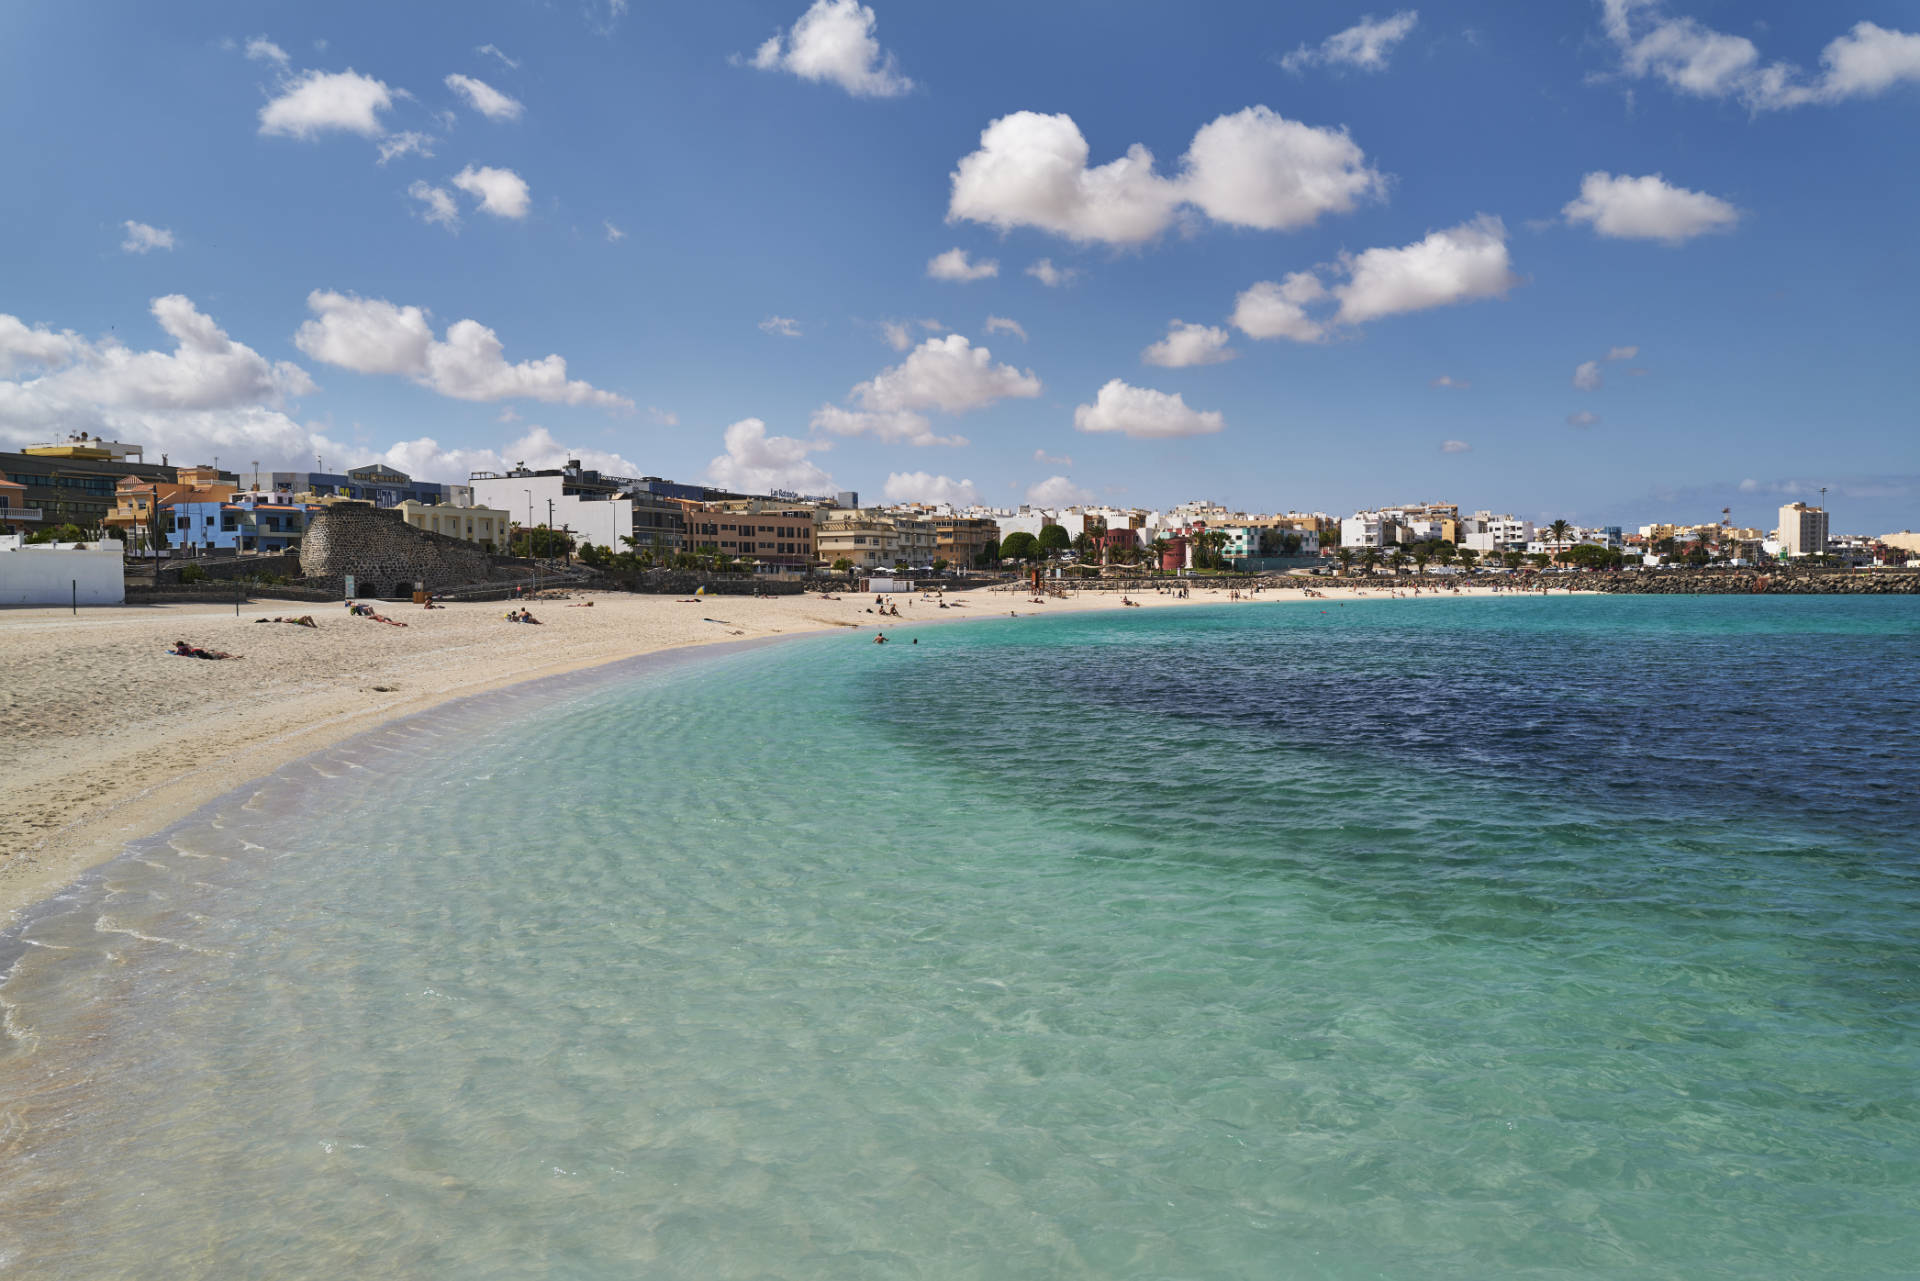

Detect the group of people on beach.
[{"left": 503, "top": 607, "right": 543, "bottom": 624}]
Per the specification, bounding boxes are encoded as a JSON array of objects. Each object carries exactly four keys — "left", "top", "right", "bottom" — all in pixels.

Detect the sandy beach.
[{"left": 0, "top": 579, "right": 1517, "bottom": 922}]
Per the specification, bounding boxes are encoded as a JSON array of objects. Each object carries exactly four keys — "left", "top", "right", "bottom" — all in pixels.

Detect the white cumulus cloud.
[
  {"left": 476, "top": 43, "right": 520, "bottom": 70},
  {"left": 746, "top": 0, "right": 913, "bottom": 98},
  {"left": 706, "top": 418, "right": 834, "bottom": 494},
  {"left": 949, "top": 106, "right": 1383, "bottom": 246},
  {"left": 0, "top": 296, "right": 317, "bottom": 465},
  {"left": 759, "top": 315, "right": 803, "bottom": 337},
  {"left": 604, "top": 220, "right": 626, "bottom": 242},
  {"left": 1142, "top": 320, "right": 1236, "bottom": 367},
  {"left": 1026, "top": 258, "right": 1078, "bottom": 287},
  {"left": 1563, "top": 171, "right": 1739, "bottom": 244},
  {"left": 1026, "top": 475, "right": 1096, "bottom": 507},
  {"left": 121, "top": 221, "right": 175, "bottom": 254},
  {"left": 445, "top": 73, "right": 524, "bottom": 121},
  {"left": 883, "top": 471, "right": 980, "bottom": 507},
  {"left": 451, "top": 165, "right": 531, "bottom": 219},
  {"left": 1231, "top": 272, "right": 1328, "bottom": 342},
  {"left": 1331, "top": 214, "right": 1519, "bottom": 325},
  {"left": 1234, "top": 217, "right": 1516, "bottom": 339},
  {"left": 258, "top": 68, "right": 396, "bottom": 139},
  {"left": 812, "top": 333, "right": 1039, "bottom": 448},
  {"left": 1598, "top": 2, "right": 1920, "bottom": 110},
  {"left": 1280, "top": 10, "right": 1420, "bottom": 73},
  {"left": 1073, "top": 379, "right": 1224, "bottom": 439},
  {"left": 295, "top": 290, "right": 629, "bottom": 409},
  {"left": 1573, "top": 360, "right": 1603, "bottom": 391},
  {"left": 1431, "top": 374, "right": 1470, "bottom": 389},
  {"left": 983, "top": 315, "right": 1026, "bottom": 341},
  {"left": 927, "top": 248, "right": 998, "bottom": 282}
]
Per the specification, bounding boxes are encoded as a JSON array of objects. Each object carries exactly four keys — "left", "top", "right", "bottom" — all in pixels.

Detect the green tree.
[
  {"left": 1000, "top": 531, "right": 1038, "bottom": 562},
  {"left": 932, "top": 557, "right": 949, "bottom": 572},
  {"left": 1457, "top": 546, "right": 1480, "bottom": 573},
  {"left": 1434, "top": 543, "right": 1457, "bottom": 572},
  {"left": 1388, "top": 548, "right": 1409, "bottom": 575},
  {"left": 1502, "top": 550, "right": 1524, "bottom": 571},
  {"left": 1335, "top": 547, "right": 1355, "bottom": 575},
  {"left": 26, "top": 522, "right": 90, "bottom": 545},
  {"left": 1070, "top": 530, "right": 1095, "bottom": 561},
  {"left": 1147, "top": 537, "right": 1170, "bottom": 571},
  {"left": 1562, "top": 543, "right": 1623, "bottom": 570},
  {"left": 1412, "top": 547, "right": 1431, "bottom": 575},
  {"left": 832, "top": 557, "right": 854, "bottom": 573},
  {"left": 511, "top": 525, "right": 575, "bottom": 559},
  {"left": 1360, "top": 546, "right": 1382, "bottom": 576},
  {"left": 1036, "top": 523, "right": 1071, "bottom": 556}
]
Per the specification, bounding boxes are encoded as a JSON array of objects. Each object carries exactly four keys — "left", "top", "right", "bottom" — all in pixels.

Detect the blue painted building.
[{"left": 168, "top": 495, "right": 317, "bottom": 553}]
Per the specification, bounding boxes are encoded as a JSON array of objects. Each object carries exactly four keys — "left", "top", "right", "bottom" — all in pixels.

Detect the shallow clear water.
[{"left": 3, "top": 596, "right": 1918, "bottom": 1279}]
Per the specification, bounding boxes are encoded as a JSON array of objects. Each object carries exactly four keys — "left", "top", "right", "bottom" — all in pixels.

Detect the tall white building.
[
  {"left": 1460, "top": 512, "right": 1535, "bottom": 553},
  {"left": 1777, "top": 502, "right": 1828, "bottom": 558}
]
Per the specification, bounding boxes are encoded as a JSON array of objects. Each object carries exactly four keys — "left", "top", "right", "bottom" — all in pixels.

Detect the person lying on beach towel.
[
  {"left": 171, "top": 640, "right": 239, "bottom": 660},
  {"left": 568, "top": 601, "right": 594, "bottom": 607},
  {"left": 254, "top": 615, "right": 319, "bottom": 627}
]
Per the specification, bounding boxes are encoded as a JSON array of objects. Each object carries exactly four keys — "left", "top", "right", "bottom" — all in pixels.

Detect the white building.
[
  {"left": 0, "top": 534, "right": 125, "bottom": 605},
  {"left": 1341, "top": 512, "right": 1406, "bottom": 548},
  {"left": 1777, "top": 502, "right": 1829, "bottom": 558},
  {"left": 1460, "top": 512, "right": 1535, "bottom": 553},
  {"left": 469, "top": 463, "right": 638, "bottom": 552}
]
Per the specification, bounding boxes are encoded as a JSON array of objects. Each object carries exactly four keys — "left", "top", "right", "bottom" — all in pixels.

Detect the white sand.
[{"left": 0, "top": 579, "right": 1521, "bottom": 920}]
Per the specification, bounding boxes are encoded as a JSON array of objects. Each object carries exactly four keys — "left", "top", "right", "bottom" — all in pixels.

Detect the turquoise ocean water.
[{"left": 2, "top": 596, "right": 1917, "bottom": 1278}]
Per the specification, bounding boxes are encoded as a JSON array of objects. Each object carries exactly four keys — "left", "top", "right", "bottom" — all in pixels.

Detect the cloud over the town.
[
  {"left": 812, "top": 334, "right": 1039, "bottom": 447},
  {"left": 294, "top": 290, "right": 630, "bottom": 408},
  {"left": 1073, "top": 379, "right": 1224, "bottom": 438},
  {"left": 705, "top": 417, "right": 834, "bottom": 494},
  {"left": 883, "top": 471, "right": 979, "bottom": 507},
  {"left": 949, "top": 106, "right": 1384, "bottom": 246}
]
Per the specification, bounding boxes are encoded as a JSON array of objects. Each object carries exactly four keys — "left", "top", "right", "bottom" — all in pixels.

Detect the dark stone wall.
[{"left": 299, "top": 505, "right": 498, "bottom": 596}]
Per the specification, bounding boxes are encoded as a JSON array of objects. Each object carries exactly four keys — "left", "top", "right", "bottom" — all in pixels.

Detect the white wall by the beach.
[{"left": 0, "top": 535, "right": 125, "bottom": 605}]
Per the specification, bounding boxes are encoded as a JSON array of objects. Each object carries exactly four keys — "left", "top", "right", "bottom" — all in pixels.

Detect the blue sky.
[{"left": 2, "top": 0, "right": 1916, "bottom": 531}]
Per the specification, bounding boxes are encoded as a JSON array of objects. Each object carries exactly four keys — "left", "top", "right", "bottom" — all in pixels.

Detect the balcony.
[{"left": 0, "top": 507, "right": 44, "bottom": 523}]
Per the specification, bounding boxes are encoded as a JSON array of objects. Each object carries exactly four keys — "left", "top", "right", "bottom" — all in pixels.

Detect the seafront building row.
[{"left": 3, "top": 433, "right": 1912, "bottom": 573}]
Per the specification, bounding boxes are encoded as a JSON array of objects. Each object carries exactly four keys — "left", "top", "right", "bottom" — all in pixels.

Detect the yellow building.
[{"left": 394, "top": 499, "right": 511, "bottom": 549}]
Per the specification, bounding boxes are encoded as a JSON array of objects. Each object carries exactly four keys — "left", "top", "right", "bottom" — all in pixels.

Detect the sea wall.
[
  {"left": 299, "top": 505, "right": 497, "bottom": 597},
  {"left": 1581, "top": 569, "right": 1920, "bottom": 595}
]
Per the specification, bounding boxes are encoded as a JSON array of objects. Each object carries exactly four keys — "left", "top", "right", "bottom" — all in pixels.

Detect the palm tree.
[
  {"left": 1388, "top": 548, "right": 1409, "bottom": 575},
  {"left": 1502, "top": 550, "right": 1523, "bottom": 571},
  {"left": 1361, "top": 546, "right": 1382, "bottom": 576},
  {"left": 1457, "top": 546, "right": 1480, "bottom": 574},
  {"left": 1335, "top": 547, "right": 1355, "bottom": 575},
  {"left": 1413, "top": 548, "right": 1431, "bottom": 576},
  {"left": 1434, "top": 543, "right": 1457, "bottom": 572},
  {"left": 1148, "top": 537, "right": 1170, "bottom": 572},
  {"left": 1547, "top": 519, "right": 1572, "bottom": 554}
]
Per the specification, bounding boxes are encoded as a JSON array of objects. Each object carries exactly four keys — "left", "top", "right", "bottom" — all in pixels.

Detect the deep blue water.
[{"left": 1, "top": 596, "right": 1916, "bottom": 1279}]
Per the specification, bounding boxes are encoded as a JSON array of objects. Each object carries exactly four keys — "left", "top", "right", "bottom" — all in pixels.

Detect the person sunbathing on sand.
[{"left": 171, "top": 640, "right": 238, "bottom": 660}]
